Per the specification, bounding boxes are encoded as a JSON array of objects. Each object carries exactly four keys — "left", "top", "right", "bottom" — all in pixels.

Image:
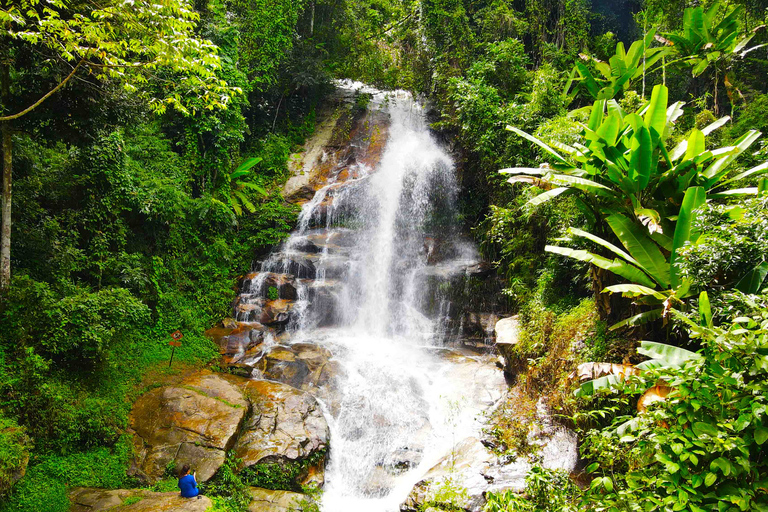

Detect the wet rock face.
[
  {"left": 68, "top": 488, "right": 212, "bottom": 512},
  {"left": 254, "top": 343, "right": 341, "bottom": 396},
  {"left": 282, "top": 88, "right": 391, "bottom": 206},
  {"left": 129, "top": 371, "right": 247, "bottom": 483},
  {"left": 400, "top": 437, "right": 495, "bottom": 512},
  {"left": 229, "top": 379, "right": 329, "bottom": 469}
]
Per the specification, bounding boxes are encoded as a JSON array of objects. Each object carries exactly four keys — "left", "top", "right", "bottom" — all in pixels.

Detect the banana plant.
[
  {"left": 502, "top": 84, "right": 768, "bottom": 328},
  {"left": 661, "top": 1, "right": 767, "bottom": 113},
  {"left": 574, "top": 338, "right": 701, "bottom": 398},
  {"left": 663, "top": 2, "right": 764, "bottom": 78},
  {"left": 565, "top": 30, "right": 671, "bottom": 103},
  {"left": 575, "top": 292, "right": 709, "bottom": 398},
  {"left": 213, "top": 156, "right": 268, "bottom": 216}
]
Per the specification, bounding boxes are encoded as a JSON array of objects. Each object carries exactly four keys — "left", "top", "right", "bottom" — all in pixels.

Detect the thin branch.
[
  {"left": 0, "top": 58, "right": 85, "bottom": 121},
  {"left": 364, "top": 11, "right": 415, "bottom": 41}
]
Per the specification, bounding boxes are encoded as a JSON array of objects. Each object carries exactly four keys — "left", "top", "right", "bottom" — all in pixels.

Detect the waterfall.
[{"left": 230, "top": 81, "right": 576, "bottom": 511}]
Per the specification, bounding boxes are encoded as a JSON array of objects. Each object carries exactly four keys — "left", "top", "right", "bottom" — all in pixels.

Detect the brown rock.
[
  {"left": 130, "top": 371, "right": 247, "bottom": 482},
  {"left": 228, "top": 379, "right": 329, "bottom": 472},
  {"left": 68, "top": 488, "right": 212, "bottom": 512},
  {"left": 247, "top": 487, "right": 309, "bottom": 512}
]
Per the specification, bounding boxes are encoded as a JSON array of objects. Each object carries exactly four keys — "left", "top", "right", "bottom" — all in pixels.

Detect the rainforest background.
[{"left": 1, "top": 0, "right": 768, "bottom": 510}]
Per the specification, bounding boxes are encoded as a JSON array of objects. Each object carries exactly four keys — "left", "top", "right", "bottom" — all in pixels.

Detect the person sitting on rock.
[{"left": 178, "top": 464, "right": 200, "bottom": 498}]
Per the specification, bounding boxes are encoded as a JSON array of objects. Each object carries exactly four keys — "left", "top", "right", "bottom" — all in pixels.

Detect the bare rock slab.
[
  {"left": 69, "top": 488, "right": 212, "bottom": 512},
  {"left": 130, "top": 371, "right": 247, "bottom": 482},
  {"left": 248, "top": 488, "right": 309, "bottom": 512},
  {"left": 222, "top": 377, "right": 329, "bottom": 487}
]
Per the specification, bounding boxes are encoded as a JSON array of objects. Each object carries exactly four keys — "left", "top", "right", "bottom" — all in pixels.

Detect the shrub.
[
  {"left": 580, "top": 309, "right": 768, "bottom": 511},
  {"left": 0, "top": 416, "right": 29, "bottom": 496}
]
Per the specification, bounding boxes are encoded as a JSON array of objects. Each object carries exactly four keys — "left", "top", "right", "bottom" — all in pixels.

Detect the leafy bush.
[
  {"left": 677, "top": 197, "right": 768, "bottom": 292},
  {"left": 580, "top": 309, "right": 768, "bottom": 511},
  {"left": 0, "top": 435, "right": 135, "bottom": 512},
  {"left": 484, "top": 465, "right": 579, "bottom": 511},
  {"left": 0, "top": 416, "right": 29, "bottom": 496}
]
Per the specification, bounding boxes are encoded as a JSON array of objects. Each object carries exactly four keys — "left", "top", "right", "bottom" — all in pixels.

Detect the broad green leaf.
[
  {"left": 644, "top": 84, "right": 669, "bottom": 137},
  {"left": 607, "top": 214, "right": 671, "bottom": 287},
  {"left": 233, "top": 156, "right": 263, "bottom": 173},
  {"left": 546, "top": 174, "right": 617, "bottom": 197},
  {"left": 699, "top": 291, "right": 713, "bottom": 328},
  {"left": 609, "top": 308, "right": 663, "bottom": 331},
  {"left": 507, "top": 125, "right": 570, "bottom": 165},
  {"left": 603, "top": 284, "right": 667, "bottom": 300},
  {"left": 692, "top": 421, "right": 718, "bottom": 437},
  {"left": 629, "top": 125, "right": 653, "bottom": 191},
  {"left": 568, "top": 227, "right": 641, "bottom": 267},
  {"left": 718, "top": 161, "right": 768, "bottom": 188},
  {"left": 701, "top": 115, "right": 730, "bottom": 135},
  {"left": 704, "top": 472, "right": 717, "bottom": 486},
  {"left": 575, "top": 373, "right": 628, "bottom": 397},
  {"left": 545, "top": 246, "right": 656, "bottom": 288},
  {"left": 735, "top": 262, "right": 768, "bottom": 294},
  {"left": 670, "top": 186, "right": 706, "bottom": 288},
  {"left": 755, "top": 427, "right": 768, "bottom": 445},
  {"left": 587, "top": 99, "right": 606, "bottom": 130},
  {"left": 637, "top": 340, "right": 700, "bottom": 366},
  {"left": 525, "top": 187, "right": 570, "bottom": 208},
  {"left": 708, "top": 187, "right": 758, "bottom": 198},
  {"left": 685, "top": 129, "right": 705, "bottom": 161}
]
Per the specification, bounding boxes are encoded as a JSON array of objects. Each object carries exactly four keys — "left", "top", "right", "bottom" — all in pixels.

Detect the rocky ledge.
[
  {"left": 128, "top": 370, "right": 328, "bottom": 488},
  {"left": 68, "top": 488, "right": 212, "bottom": 512}
]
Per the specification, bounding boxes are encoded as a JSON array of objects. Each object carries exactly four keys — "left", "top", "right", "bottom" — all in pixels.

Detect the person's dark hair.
[{"left": 180, "top": 464, "right": 191, "bottom": 477}]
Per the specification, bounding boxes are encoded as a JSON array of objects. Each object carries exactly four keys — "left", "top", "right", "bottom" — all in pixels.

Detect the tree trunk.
[{"left": 0, "top": 63, "right": 11, "bottom": 296}]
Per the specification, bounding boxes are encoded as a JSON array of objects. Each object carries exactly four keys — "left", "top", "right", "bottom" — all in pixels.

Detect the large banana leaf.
[
  {"left": 506, "top": 125, "right": 570, "bottom": 165},
  {"left": 546, "top": 246, "right": 657, "bottom": 288},
  {"left": 717, "top": 161, "right": 768, "bottom": 189},
  {"left": 644, "top": 84, "right": 669, "bottom": 138},
  {"left": 637, "top": 340, "right": 700, "bottom": 367},
  {"left": 603, "top": 284, "right": 667, "bottom": 300},
  {"left": 525, "top": 187, "right": 571, "bottom": 208},
  {"left": 607, "top": 214, "right": 671, "bottom": 287},
  {"left": 670, "top": 186, "right": 706, "bottom": 288},
  {"left": 568, "top": 227, "right": 640, "bottom": 267},
  {"left": 609, "top": 308, "right": 663, "bottom": 331}
]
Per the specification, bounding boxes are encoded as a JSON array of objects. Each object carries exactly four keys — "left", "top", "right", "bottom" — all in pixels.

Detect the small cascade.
[{"left": 214, "top": 81, "right": 577, "bottom": 511}]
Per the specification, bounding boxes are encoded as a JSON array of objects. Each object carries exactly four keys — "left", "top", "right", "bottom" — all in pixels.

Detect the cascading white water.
[{"left": 233, "top": 81, "right": 577, "bottom": 512}]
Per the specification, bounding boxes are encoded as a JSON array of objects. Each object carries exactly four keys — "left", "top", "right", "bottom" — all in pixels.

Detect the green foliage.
[
  {"left": 484, "top": 466, "right": 579, "bottom": 512},
  {"left": 239, "top": 449, "right": 326, "bottom": 493},
  {"left": 566, "top": 31, "right": 669, "bottom": 102},
  {"left": 0, "top": 416, "right": 28, "bottom": 496},
  {"left": 0, "top": 0, "right": 238, "bottom": 117},
  {"left": 0, "top": 435, "right": 135, "bottom": 512},
  {"left": 420, "top": 476, "right": 469, "bottom": 511},
  {"left": 505, "top": 84, "right": 768, "bottom": 327},
  {"left": 677, "top": 197, "right": 768, "bottom": 292},
  {"left": 202, "top": 455, "right": 251, "bottom": 512},
  {"left": 579, "top": 309, "right": 768, "bottom": 511}
]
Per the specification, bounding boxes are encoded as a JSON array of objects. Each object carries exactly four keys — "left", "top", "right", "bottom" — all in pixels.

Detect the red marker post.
[{"left": 169, "top": 330, "right": 183, "bottom": 368}]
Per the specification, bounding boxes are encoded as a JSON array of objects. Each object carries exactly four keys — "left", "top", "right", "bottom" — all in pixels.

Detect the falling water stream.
[{"left": 233, "top": 82, "right": 576, "bottom": 512}]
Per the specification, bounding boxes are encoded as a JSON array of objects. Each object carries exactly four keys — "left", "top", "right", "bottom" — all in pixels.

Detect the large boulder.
[
  {"left": 248, "top": 488, "right": 309, "bottom": 512},
  {"left": 400, "top": 437, "right": 496, "bottom": 512},
  {"left": 494, "top": 316, "right": 521, "bottom": 373},
  {"left": 223, "top": 377, "right": 329, "bottom": 487},
  {"left": 130, "top": 371, "right": 247, "bottom": 482},
  {"left": 254, "top": 343, "right": 340, "bottom": 395},
  {"left": 68, "top": 488, "right": 212, "bottom": 512}
]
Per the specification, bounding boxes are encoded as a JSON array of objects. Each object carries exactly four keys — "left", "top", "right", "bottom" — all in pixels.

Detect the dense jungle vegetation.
[{"left": 1, "top": 0, "right": 768, "bottom": 510}]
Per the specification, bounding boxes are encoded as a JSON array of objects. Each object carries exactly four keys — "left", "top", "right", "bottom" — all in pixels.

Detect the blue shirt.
[{"left": 178, "top": 474, "right": 199, "bottom": 498}]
